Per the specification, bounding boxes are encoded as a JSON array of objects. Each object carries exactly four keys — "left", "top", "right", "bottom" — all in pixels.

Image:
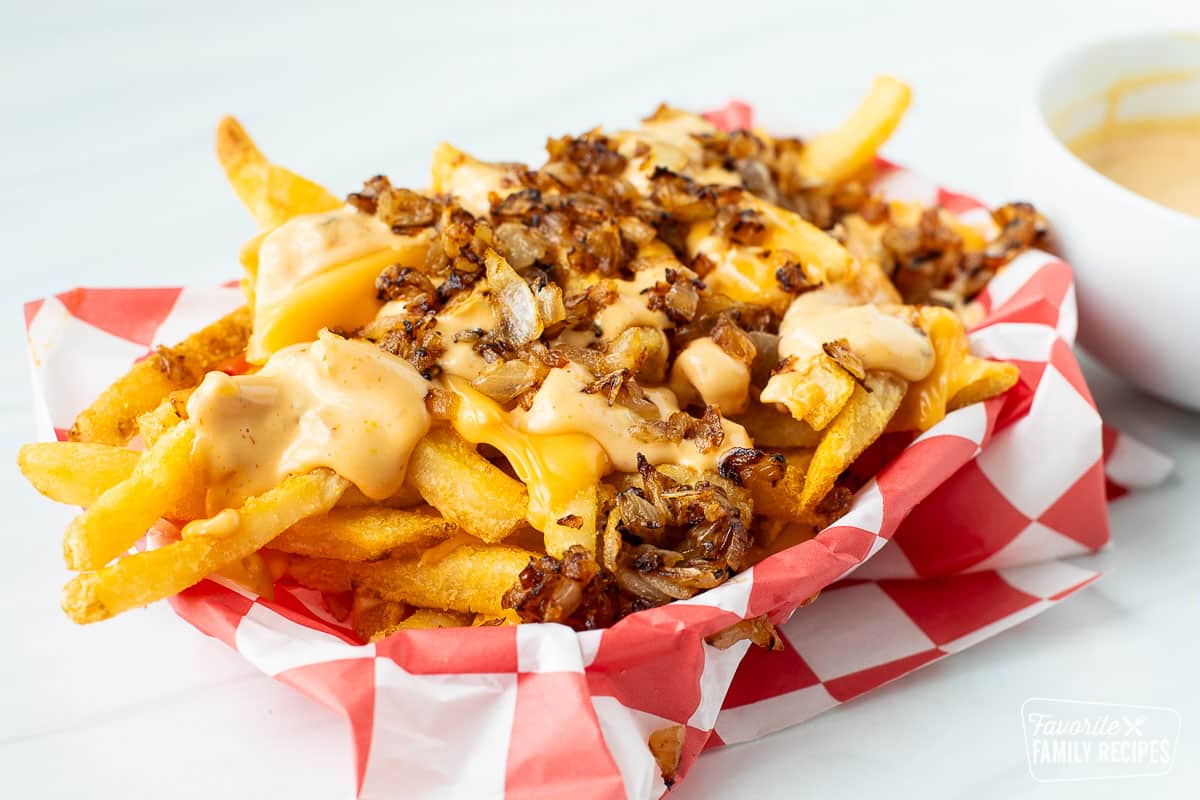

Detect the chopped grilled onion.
[
  {"left": 470, "top": 358, "right": 546, "bottom": 404},
  {"left": 648, "top": 725, "right": 687, "bottom": 786},
  {"left": 717, "top": 447, "right": 785, "bottom": 487},
  {"left": 705, "top": 614, "right": 784, "bottom": 650},
  {"left": 710, "top": 313, "right": 757, "bottom": 367},
  {"left": 485, "top": 250, "right": 543, "bottom": 346}
]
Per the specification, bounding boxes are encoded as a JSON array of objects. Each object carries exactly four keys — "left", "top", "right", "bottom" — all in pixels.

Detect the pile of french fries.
[{"left": 18, "top": 76, "right": 1027, "bottom": 643}]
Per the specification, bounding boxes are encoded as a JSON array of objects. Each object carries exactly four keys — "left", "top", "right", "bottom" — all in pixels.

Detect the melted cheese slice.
[
  {"left": 687, "top": 194, "right": 852, "bottom": 311},
  {"left": 188, "top": 330, "right": 431, "bottom": 511},
  {"left": 615, "top": 109, "right": 741, "bottom": 193},
  {"left": 555, "top": 247, "right": 678, "bottom": 347},
  {"left": 247, "top": 209, "right": 432, "bottom": 362},
  {"left": 517, "top": 363, "right": 752, "bottom": 473},
  {"left": 888, "top": 306, "right": 1018, "bottom": 432},
  {"left": 444, "top": 375, "right": 609, "bottom": 542}
]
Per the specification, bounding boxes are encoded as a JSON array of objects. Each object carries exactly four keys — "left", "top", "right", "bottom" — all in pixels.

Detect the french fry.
[
  {"left": 408, "top": 427, "right": 528, "bottom": 543},
  {"left": 746, "top": 448, "right": 831, "bottom": 526},
  {"left": 135, "top": 389, "right": 190, "bottom": 448},
  {"left": 732, "top": 401, "right": 823, "bottom": 449},
  {"left": 287, "top": 542, "right": 535, "bottom": 616},
  {"left": 351, "top": 595, "right": 409, "bottom": 642},
  {"left": 68, "top": 306, "right": 251, "bottom": 446},
  {"left": 269, "top": 506, "right": 457, "bottom": 562},
  {"left": 542, "top": 484, "right": 599, "bottom": 559},
  {"left": 396, "top": 608, "right": 473, "bottom": 630},
  {"left": 214, "top": 551, "right": 275, "bottom": 600},
  {"left": 796, "top": 74, "right": 912, "bottom": 185},
  {"left": 215, "top": 116, "right": 342, "bottom": 230},
  {"left": 889, "top": 306, "right": 1019, "bottom": 432},
  {"left": 800, "top": 371, "right": 907, "bottom": 509},
  {"left": 746, "top": 519, "right": 822, "bottom": 566},
  {"left": 62, "top": 470, "right": 348, "bottom": 624},
  {"left": 18, "top": 442, "right": 140, "bottom": 507},
  {"left": 336, "top": 481, "right": 424, "bottom": 509},
  {"left": 759, "top": 355, "right": 857, "bottom": 431},
  {"left": 948, "top": 365, "right": 1019, "bottom": 412},
  {"left": 62, "top": 423, "right": 199, "bottom": 570}
]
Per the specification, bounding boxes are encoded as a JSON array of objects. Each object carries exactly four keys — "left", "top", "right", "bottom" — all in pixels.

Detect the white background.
[{"left": 2, "top": 1, "right": 1198, "bottom": 797}]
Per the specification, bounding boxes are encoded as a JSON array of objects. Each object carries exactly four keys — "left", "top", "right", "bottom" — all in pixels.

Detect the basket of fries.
[{"left": 18, "top": 77, "right": 1169, "bottom": 798}]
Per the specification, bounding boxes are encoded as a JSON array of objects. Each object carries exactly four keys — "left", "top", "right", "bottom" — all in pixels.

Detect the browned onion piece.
[{"left": 485, "top": 250, "right": 543, "bottom": 346}]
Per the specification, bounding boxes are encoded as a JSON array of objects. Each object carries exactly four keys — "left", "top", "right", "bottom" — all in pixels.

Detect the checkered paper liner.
[{"left": 23, "top": 114, "right": 1173, "bottom": 798}]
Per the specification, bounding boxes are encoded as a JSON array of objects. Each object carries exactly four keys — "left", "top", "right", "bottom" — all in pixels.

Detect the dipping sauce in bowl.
[
  {"left": 1015, "top": 33, "right": 1200, "bottom": 410},
  {"left": 1069, "top": 114, "right": 1200, "bottom": 218}
]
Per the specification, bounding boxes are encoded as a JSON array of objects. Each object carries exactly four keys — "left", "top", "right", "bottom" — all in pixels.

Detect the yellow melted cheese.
[{"left": 248, "top": 209, "right": 431, "bottom": 362}]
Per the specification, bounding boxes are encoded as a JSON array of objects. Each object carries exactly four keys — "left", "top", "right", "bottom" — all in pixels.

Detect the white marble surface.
[{"left": 2, "top": 1, "right": 1198, "bottom": 797}]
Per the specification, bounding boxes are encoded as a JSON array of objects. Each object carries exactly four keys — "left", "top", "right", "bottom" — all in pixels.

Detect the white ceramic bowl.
[{"left": 1015, "top": 31, "right": 1200, "bottom": 410}]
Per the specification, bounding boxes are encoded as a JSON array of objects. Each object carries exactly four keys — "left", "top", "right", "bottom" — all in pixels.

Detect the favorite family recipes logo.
[{"left": 1022, "top": 698, "right": 1180, "bottom": 781}]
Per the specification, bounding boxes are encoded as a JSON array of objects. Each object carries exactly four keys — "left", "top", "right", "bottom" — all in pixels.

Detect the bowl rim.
[{"left": 1032, "top": 29, "right": 1200, "bottom": 230}]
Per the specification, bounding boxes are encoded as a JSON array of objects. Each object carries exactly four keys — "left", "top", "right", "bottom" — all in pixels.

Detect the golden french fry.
[
  {"left": 336, "top": 481, "right": 424, "bottom": 509},
  {"left": 542, "top": 484, "right": 598, "bottom": 559},
  {"left": 136, "top": 389, "right": 191, "bottom": 448},
  {"left": 759, "top": 355, "right": 857, "bottom": 431},
  {"left": 396, "top": 608, "right": 473, "bottom": 630},
  {"left": 796, "top": 75, "right": 912, "bottom": 185},
  {"left": 351, "top": 595, "right": 409, "bottom": 642},
  {"left": 69, "top": 306, "right": 251, "bottom": 446},
  {"left": 62, "top": 423, "right": 199, "bottom": 570},
  {"left": 747, "top": 448, "right": 830, "bottom": 526},
  {"left": 948, "top": 366, "right": 1019, "bottom": 412},
  {"left": 746, "top": 518, "right": 822, "bottom": 566},
  {"left": 889, "top": 306, "right": 1019, "bottom": 432},
  {"left": 62, "top": 470, "right": 348, "bottom": 624},
  {"left": 733, "top": 401, "right": 823, "bottom": 449},
  {"left": 269, "top": 506, "right": 457, "bottom": 562},
  {"left": 408, "top": 427, "right": 529, "bottom": 543},
  {"left": 18, "top": 442, "right": 140, "bottom": 507},
  {"left": 215, "top": 116, "right": 342, "bottom": 230},
  {"left": 288, "top": 542, "right": 535, "bottom": 616},
  {"left": 214, "top": 551, "right": 275, "bottom": 600},
  {"left": 800, "top": 371, "right": 907, "bottom": 509},
  {"left": 474, "top": 609, "right": 522, "bottom": 626}
]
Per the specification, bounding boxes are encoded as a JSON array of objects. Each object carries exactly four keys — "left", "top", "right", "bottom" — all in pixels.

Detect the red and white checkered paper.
[{"left": 22, "top": 104, "right": 1173, "bottom": 798}]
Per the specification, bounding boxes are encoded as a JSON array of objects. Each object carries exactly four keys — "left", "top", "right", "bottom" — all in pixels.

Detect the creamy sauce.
[
  {"left": 255, "top": 209, "right": 405, "bottom": 310},
  {"left": 555, "top": 257, "right": 677, "bottom": 347},
  {"left": 616, "top": 110, "right": 740, "bottom": 193},
  {"left": 187, "top": 330, "right": 431, "bottom": 510},
  {"left": 444, "top": 375, "right": 608, "bottom": 543},
  {"left": 772, "top": 285, "right": 934, "bottom": 381},
  {"left": 670, "top": 337, "right": 751, "bottom": 414},
  {"left": 517, "top": 363, "right": 752, "bottom": 473},
  {"left": 1069, "top": 115, "right": 1200, "bottom": 218},
  {"left": 431, "top": 142, "right": 522, "bottom": 217},
  {"left": 687, "top": 195, "right": 852, "bottom": 310},
  {"left": 433, "top": 287, "right": 497, "bottom": 379}
]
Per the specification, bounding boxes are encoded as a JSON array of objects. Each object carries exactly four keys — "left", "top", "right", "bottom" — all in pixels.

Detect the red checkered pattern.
[{"left": 22, "top": 105, "right": 1173, "bottom": 797}]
